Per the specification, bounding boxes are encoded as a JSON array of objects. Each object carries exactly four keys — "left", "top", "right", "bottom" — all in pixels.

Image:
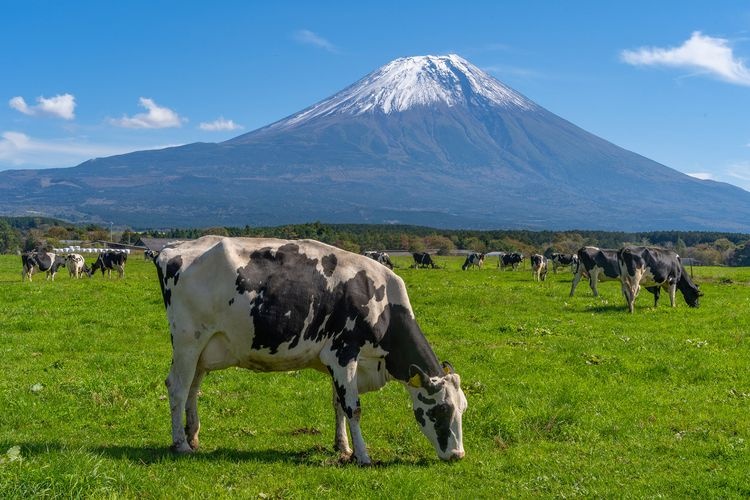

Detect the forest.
[{"left": 2, "top": 217, "right": 750, "bottom": 266}]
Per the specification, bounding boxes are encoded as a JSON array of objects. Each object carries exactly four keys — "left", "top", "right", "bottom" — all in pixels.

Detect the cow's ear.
[
  {"left": 442, "top": 361, "right": 455, "bottom": 375},
  {"left": 408, "top": 364, "right": 426, "bottom": 388}
]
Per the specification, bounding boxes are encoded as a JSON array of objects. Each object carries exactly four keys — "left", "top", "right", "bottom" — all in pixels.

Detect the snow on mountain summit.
[{"left": 272, "top": 54, "right": 536, "bottom": 129}]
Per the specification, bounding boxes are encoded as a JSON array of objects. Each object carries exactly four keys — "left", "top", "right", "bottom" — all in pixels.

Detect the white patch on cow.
[
  {"left": 345, "top": 316, "right": 357, "bottom": 332},
  {"left": 284, "top": 310, "right": 292, "bottom": 318}
]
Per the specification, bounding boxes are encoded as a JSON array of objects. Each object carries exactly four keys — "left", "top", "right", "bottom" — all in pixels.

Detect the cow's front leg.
[
  {"left": 332, "top": 384, "right": 353, "bottom": 459},
  {"left": 321, "top": 350, "right": 370, "bottom": 465}
]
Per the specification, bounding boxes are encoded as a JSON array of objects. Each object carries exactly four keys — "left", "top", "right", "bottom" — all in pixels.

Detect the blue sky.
[{"left": 3, "top": 1, "right": 750, "bottom": 191}]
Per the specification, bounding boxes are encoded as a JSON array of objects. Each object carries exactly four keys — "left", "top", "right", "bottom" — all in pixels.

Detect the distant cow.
[
  {"left": 412, "top": 252, "right": 437, "bottom": 268},
  {"left": 21, "top": 251, "right": 66, "bottom": 281},
  {"left": 570, "top": 247, "right": 620, "bottom": 297},
  {"left": 66, "top": 253, "right": 91, "bottom": 278},
  {"left": 91, "top": 251, "right": 128, "bottom": 278},
  {"left": 531, "top": 254, "right": 548, "bottom": 282},
  {"left": 618, "top": 246, "right": 702, "bottom": 313},
  {"left": 462, "top": 253, "right": 485, "bottom": 270},
  {"left": 363, "top": 250, "right": 393, "bottom": 269},
  {"left": 549, "top": 253, "right": 578, "bottom": 274},
  {"left": 155, "top": 236, "right": 467, "bottom": 465},
  {"left": 144, "top": 249, "right": 159, "bottom": 261},
  {"left": 500, "top": 252, "right": 524, "bottom": 270}
]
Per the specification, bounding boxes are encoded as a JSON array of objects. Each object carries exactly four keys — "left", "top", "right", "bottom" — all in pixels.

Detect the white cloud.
[
  {"left": 110, "top": 97, "right": 184, "bottom": 129},
  {"left": 9, "top": 93, "right": 76, "bottom": 119},
  {"left": 621, "top": 31, "right": 750, "bottom": 86},
  {"left": 294, "top": 29, "right": 338, "bottom": 53},
  {"left": 199, "top": 117, "right": 243, "bottom": 131},
  {"left": 687, "top": 172, "right": 714, "bottom": 180},
  {"left": 0, "top": 130, "right": 175, "bottom": 169}
]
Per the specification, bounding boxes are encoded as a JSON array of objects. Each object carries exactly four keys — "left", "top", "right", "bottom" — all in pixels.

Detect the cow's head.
[
  {"left": 682, "top": 282, "right": 702, "bottom": 307},
  {"left": 406, "top": 362, "right": 467, "bottom": 461}
]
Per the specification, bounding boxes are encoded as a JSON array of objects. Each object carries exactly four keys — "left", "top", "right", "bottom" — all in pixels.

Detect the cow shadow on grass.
[{"left": 2, "top": 441, "right": 432, "bottom": 468}]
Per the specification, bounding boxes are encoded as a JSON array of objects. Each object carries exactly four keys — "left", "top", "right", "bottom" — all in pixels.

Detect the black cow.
[
  {"left": 363, "top": 250, "right": 394, "bottom": 269},
  {"left": 530, "top": 254, "right": 548, "bottom": 282},
  {"left": 412, "top": 252, "right": 437, "bottom": 268},
  {"left": 21, "top": 251, "right": 66, "bottom": 281},
  {"left": 549, "top": 253, "right": 578, "bottom": 274},
  {"left": 91, "top": 251, "right": 128, "bottom": 278},
  {"left": 155, "top": 236, "right": 467, "bottom": 465},
  {"left": 462, "top": 253, "right": 485, "bottom": 270},
  {"left": 500, "top": 252, "right": 524, "bottom": 270},
  {"left": 617, "top": 246, "right": 702, "bottom": 313},
  {"left": 570, "top": 247, "right": 621, "bottom": 297}
]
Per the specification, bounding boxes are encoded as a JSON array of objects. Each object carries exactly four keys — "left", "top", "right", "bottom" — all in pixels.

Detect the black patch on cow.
[
  {"left": 233, "top": 243, "right": 387, "bottom": 362},
  {"left": 165, "top": 255, "right": 182, "bottom": 286},
  {"left": 228, "top": 297, "right": 235, "bottom": 306},
  {"left": 414, "top": 408, "right": 426, "bottom": 427},
  {"left": 378, "top": 305, "right": 442, "bottom": 381},
  {"left": 426, "top": 403, "right": 452, "bottom": 452},
  {"left": 417, "top": 393, "right": 436, "bottom": 405},
  {"left": 321, "top": 254, "right": 337, "bottom": 277},
  {"left": 154, "top": 263, "right": 171, "bottom": 308}
]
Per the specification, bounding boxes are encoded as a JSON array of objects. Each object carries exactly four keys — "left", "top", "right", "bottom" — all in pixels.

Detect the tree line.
[{"left": 2, "top": 217, "right": 750, "bottom": 266}]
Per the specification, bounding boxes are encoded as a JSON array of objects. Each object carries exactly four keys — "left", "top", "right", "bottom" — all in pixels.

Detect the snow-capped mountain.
[
  {"left": 262, "top": 54, "right": 536, "bottom": 131},
  {"left": 1, "top": 54, "right": 750, "bottom": 231}
]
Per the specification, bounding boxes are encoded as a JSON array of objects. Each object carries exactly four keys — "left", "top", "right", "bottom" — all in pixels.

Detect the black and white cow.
[
  {"left": 617, "top": 246, "right": 702, "bottom": 313},
  {"left": 91, "top": 251, "right": 128, "bottom": 278},
  {"left": 66, "top": 253, "right": 91, "bottom": 278},
  {"left": 413, "top": 252, "right": 437, "bottom": 269},
  {"left": 549, "top": 253, "right": 578, "bottom": 274},
  {"left": 155, "top": 236, "right": 467, "bottom": 465},
  {"left": 21, "top": 251, "right": 66, "bottom": 281},
  {"left": 531, "top": 254, "right": 548, "bottom": 282},
  {"left": 500, "top": 252, "right": 524, "bottom": 270},
  {"left": 363, "top": 250, "right": 394, "bottom": 270},
  {"left": 461, "top": 253, "right": 484, "bottom": 270},
  {"left": 570, "top": 247, "right": 621, "bottom": 297},
  {"left": 144, "top": 249, "right": 159, "bottom": 261}
]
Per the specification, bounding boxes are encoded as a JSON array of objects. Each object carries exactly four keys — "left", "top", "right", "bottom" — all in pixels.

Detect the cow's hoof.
[
  {"left": 337, "top": 450, "right": 354, "bottom": 463},
  {"left": 170, "top": 442, "right": 195, "bottom": 454}
]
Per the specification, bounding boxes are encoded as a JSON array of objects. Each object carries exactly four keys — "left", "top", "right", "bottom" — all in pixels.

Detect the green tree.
[{"left": 0, "top": 219, "right": 21, "bottom": 254}]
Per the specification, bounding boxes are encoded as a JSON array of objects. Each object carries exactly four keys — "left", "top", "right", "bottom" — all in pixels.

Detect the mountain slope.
[{"left": 1, "top": 54, "right": 749, "bottom": 231}]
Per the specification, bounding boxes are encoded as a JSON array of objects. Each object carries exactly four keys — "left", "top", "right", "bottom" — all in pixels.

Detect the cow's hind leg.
[
  {"left": 165, "top": 352, "right": 200, "bottom": 453},
  {"left": 185, "top": 369, "right": 205, "bottom": 450}
]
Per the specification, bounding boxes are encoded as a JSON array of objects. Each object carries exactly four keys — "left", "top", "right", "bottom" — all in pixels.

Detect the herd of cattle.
[
  {"left": 17, "top": 238, "right": 702, "bottom": 464},
  {"left": 362, "top": 246, "right": 702, "bottom": 314},
  {"left": 21, "top": 249, "right": 129, "bottom": 281}
]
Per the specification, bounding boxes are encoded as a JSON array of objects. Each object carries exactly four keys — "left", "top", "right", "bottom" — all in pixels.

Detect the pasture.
[{"left": 0, "top": 253, "right": 748, "bottom": 497}]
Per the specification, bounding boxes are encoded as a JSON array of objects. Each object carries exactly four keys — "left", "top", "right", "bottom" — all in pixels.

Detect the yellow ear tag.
[
  {"left": 409, "top": 373, "right": 422, "bottom": 388},
  {"left": 443, "top": 365, "right": 451, "bottom": 375}
]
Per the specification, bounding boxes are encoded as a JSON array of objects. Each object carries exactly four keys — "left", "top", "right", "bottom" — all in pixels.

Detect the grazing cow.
[
  {"left": 617, "top": 246, "right": 702, "bottom": 313},
  {"left": 412, "top": 252, "right": 437, "bottom": 268},
  {"left": 66, "top": 253, "right": 91, "bottom": 278},
  {"left": 155, "top": 236, "right": 466, "bottom": 465},
  {"left": 462, "top": 252, "right": 485, "bottom": 270},
  {"left": 363, "top": 250, "right": 394, "bottom": 269},
  {"left": 91, "top": 251, "right": 128, "bottom": 278},
  {"left": 570, "top": 247, "right": 621, "bottom": 297},
  {"left": 531, "top": 254, "right": 548, "bottom": 282},
  {"left": 480, "top": 251, "right": 507, "bottom": 268},
  {"left": 21, "top": 251, "right": 66, "bottom": 281},
  {"left": 549, "top": 253, "right": 578, "bottom": 274},
  {"left": 500, "top": 252, "right": 524, "bottom": 270}
]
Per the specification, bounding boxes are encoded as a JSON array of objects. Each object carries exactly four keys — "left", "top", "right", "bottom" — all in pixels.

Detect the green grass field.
[{"left": 1, "top": 253, "right": 748, "bottom": 498}]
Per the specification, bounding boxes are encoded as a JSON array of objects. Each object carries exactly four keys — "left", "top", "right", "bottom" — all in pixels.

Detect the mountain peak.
[{"left": 265, "top": 54, "right": 536, "bottom": 131}]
